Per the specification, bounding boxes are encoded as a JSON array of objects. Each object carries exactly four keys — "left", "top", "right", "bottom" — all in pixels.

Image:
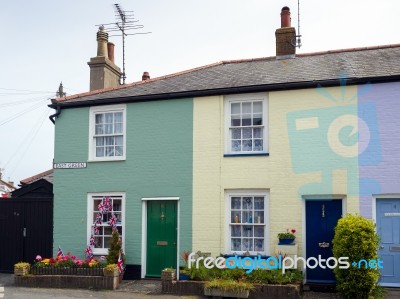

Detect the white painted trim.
[
  {"left": 141, "top": 200, "right": 146, "bottom": 278},
  {"left": 224, "top": 93, "right": 269, "bottom": 155},
  {"left": 142, "top": 197, "right": 180, "bottom": 201},
  {"left": 88, "top": 104, "right": 127, "bottom": 162},
  {"left": 224, "top": 190, "right": 270, "bottom": 255},
  {"left": 141, "top": 197, "right": 180, "bottom": 278}
]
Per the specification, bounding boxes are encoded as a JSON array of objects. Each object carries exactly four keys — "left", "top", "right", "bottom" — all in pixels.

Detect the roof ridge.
[
  {"left": 55, "top": 43, "right": 400, "bottom": 103},
  {"left": 297, "top": 43, "right": 400, "bottom": 57},
  {"left": 57, "top": 61, "right": 225, "bottom": 102},
  {"left": 20, "top": 169, "right": 53, "bottom": 184}
]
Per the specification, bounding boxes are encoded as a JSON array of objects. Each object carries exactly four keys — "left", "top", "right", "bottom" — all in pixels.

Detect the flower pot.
[
  {"left": 278, "top": 238, "right": 295, "bottom": 245},
  {"left": 103, "top": 268, "right": 119, "bottom": 277},
  {"left": 161, "top": 270, "right": 176, "bottom": 281},
  {"left": 179, "top": 273, "right": 190, "bottom": 280},
  {"left": 14, "top": 266, "right": 30, "bottom": 276}
]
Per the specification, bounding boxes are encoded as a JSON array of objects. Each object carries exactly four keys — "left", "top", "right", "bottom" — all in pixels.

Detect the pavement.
[{"left": 1, "top": 273, "right": 400, "bottom": 298}]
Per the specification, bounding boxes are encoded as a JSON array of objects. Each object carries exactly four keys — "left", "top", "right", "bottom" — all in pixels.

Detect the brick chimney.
[
  {"left": 275, "top": 6, "right": 296, "bottom": 59},
  {"left": 142, "top": 71, "right": 150, "bottom": 81},
  {"left": 87, "top": 26, "right": 122, "bottom": 91}
]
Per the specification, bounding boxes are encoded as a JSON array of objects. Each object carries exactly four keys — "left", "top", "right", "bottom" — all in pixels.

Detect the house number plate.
[{"left": 157, "top": 241, "right": 168, "bottom": 246}]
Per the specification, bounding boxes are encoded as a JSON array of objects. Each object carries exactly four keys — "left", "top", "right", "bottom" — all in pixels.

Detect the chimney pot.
[
  {"left": 142, "top": 71, "right": 150, "bottom": 81},
  {"left": 281, "top": 6, "right": 291, "bottom": 28},
  {"left": 96, "top": 27, "right": 108, "bottom": 57},
  {"left": 107, "top": 42, "right": 115, "bottom": 63}
]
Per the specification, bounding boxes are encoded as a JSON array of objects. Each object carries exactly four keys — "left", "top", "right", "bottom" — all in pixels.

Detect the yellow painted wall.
[{"left": 192, "top": 86, "right": 359, "bottom": 257}]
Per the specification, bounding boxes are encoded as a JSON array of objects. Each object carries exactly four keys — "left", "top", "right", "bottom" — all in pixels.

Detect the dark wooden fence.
[{"left": 0, "top": 179, "right": 53, "bottom": 272}]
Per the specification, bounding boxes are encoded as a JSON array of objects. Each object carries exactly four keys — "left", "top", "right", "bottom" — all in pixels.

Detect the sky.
[{"left": 1, "top": 0, "right": 399, "bottom": 186}]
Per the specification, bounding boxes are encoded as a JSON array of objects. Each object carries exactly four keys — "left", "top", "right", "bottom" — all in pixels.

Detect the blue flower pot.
[
  {"left": 278, "top": 238, "right": 295, "bottom": 245},
  {"left": 179, "top": 273, "right": 190, "bottom": 280}
]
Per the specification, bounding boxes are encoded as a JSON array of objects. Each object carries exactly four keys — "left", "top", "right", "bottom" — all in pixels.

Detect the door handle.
[
  {"left": 379, "top": 245, "right": 384, "bottom": 250},
  {"left": 319, "top": 242, "right": 329, "bottom": 248}
]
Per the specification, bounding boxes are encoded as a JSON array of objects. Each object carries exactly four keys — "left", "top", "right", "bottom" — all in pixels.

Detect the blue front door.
[
  {"left": 306, "top": 200, "right": 342, "bottom": 283},
  {"left": 377, "top": 198, "right": 400, "bottom": 287}
]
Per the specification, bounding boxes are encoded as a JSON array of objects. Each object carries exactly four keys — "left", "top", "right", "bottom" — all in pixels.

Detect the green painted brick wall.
[{"left": 53, "top": 99, "right": 193, "bottom": 265}]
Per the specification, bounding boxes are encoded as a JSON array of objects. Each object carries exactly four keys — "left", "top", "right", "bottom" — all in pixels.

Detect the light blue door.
[{"left": 377, "top": 199, "right": 400, "bottom": 287}]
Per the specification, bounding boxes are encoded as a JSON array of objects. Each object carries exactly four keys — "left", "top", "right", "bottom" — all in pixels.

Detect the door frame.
[
  {"left": 302, "top": 195, "right": 346, "bottom": 282},
  {"left": 141, "top": 197, "right": 180, "bottom": 278},
  {"left": 373, "top": 194, "right": 400, "bottom": 287}
]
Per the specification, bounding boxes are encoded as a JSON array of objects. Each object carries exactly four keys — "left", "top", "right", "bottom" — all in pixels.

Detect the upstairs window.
[
  {"left": 225, "top": 94, "right": 268, "bottom": 155},
  {"left": 89, "top": 105, "right": 126, "bottom": 161}
]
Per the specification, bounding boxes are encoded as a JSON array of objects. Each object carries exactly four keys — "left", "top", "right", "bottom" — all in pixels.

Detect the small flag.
[
  {"left": 98, "top": 202, "right": 105, "bottom": 212},
  {"left": 103, "top": 196, "right": 112, "bottom": 211},
  {"left": 109, "top": 214, "right": 117, "bottom": 229},
  {"left": 85, "top": 246, "right": 93, "bottom": 259},
  {"left": 57, "top": 246, "right": 64, "bottom": 258},
  {"left": 94, "top": 225, "right": 100, "bottom": 235},
  {"left": 90, "top": 234, "right": 95, "bottom": 246},
  {"left": 95, "top": 212, "right": 103, "bottom": 225},
  {"left": 117, "top": 252, "right": 124, "bottom": 273}
]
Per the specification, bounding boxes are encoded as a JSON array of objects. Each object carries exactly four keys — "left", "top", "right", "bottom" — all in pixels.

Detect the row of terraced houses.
[{"left": 49, "top": 7, "right": 400, "bottom": 286}]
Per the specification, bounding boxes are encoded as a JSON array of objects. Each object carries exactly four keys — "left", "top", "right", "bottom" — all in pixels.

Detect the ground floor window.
[
  {"left": 87, "top": 193, "right": 125, "bottom": 255},
  {"left": 227, "top": 191, "right": 269, "bottom": 255}
]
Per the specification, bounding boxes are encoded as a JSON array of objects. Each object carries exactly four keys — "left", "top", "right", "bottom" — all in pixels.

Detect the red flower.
[{"left": 291, "top": 229, "right": 296, "bottom": 234}]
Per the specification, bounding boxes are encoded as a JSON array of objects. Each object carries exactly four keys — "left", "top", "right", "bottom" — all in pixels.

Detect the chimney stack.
[
  {"left": 275, "top": 7, "right": 296, "bottom": 58},
  {"left": 142, "top": 71, "right": 150, "bottom": 81},
  {"left": 87, "top": 26, "right": 122, "bottom": 91}
]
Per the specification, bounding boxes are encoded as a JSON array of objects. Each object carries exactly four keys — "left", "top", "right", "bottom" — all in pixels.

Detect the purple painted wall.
[{"left": 359, "top": 82, "right": 400, "bottom": 218}]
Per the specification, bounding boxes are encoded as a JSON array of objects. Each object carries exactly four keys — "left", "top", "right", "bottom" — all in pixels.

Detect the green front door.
[{"left": 146, "top": 201, "right": 177, "bottom": 277}]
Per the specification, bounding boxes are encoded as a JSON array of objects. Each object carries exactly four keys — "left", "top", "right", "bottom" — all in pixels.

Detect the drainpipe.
[{"left": 49, "top": 103, "right": 61, "bottom": 124}]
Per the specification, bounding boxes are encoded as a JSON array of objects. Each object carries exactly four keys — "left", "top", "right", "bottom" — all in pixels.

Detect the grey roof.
[{"left": 56, "top": 44, "right": 400, "bottom": 107}]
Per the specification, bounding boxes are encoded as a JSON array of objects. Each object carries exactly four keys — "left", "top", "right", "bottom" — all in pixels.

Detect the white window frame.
[
  {"left": 87, "top": 192, "right": 125, "bottom": 255},
  {"left": 225, "top": 190, "right": 270, "bottom": 256},
  {"left": 88, "top": 104, "right": 126, "bottom": 161},
  {"left": 224, "top": 93, "right": 268, "bottom": 155}
]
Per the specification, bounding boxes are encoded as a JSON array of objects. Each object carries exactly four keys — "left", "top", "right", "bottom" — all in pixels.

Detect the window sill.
[
  {"left": 224, "top": 153, "right": 269, "bottom": 157},
  {"left": 88, "top": 157, "right": 126, "bottom": 163}
]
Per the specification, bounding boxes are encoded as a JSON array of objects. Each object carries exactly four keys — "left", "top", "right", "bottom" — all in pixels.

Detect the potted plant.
[
  {"left": 179, "top": 250, "right": 191, "bottom": 280},
  {"left": 106, "top": 229, "right": 126, "bottom": 281},
  {"left": 161, "top": 268, "right": 176, "bottom": 281},
  {"left": 103, "top": 264, "right": 119, "bottom": 277},
  {"left": 277, "top": 228, "right": 296, "bottom": 245},
  {"left": 204, "top": 279, "right": 254, "bottom": 298},
  {"left": 14, "top": 262, "right": 30, "bottom": 276}
]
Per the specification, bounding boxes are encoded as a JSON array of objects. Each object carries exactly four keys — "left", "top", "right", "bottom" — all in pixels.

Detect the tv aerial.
[
  {"left": 97, "top": 4, "right": 151, "bottom": 84},
  {"left": 291, "top": 0, "right": 302, "bottom": 48}
]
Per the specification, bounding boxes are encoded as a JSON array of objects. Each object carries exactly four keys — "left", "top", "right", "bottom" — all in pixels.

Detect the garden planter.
[
  {"left": 14, "top": 266, "right": 30, "bottom": 276},
  {"left": 204, "top": 288, "right": 249, "bottom": 298},
  {"left": 161, "top": 269, "right": 176, "bottom": 281},
  {"left": 278, "top": 238, "right": 295, "bottom": 245},
  {"left": 103, "top": 268, "right": 119, "bottom": 277}
]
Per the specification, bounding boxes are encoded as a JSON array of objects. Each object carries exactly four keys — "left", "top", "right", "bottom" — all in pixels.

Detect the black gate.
[{"left": 0, "top": 179, "right": 53, "bottom": 272}]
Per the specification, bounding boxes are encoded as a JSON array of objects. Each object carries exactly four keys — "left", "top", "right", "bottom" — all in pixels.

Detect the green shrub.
[
  {"left": 205, "top": 279, "right": 254, "bottom": 292},
  {"left": 332, "top": 214, "right": 380, "bottom": 299},
  {"left": 246, "top": 269, "right": 303, "bottom": 284}
]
